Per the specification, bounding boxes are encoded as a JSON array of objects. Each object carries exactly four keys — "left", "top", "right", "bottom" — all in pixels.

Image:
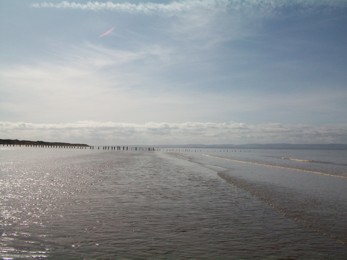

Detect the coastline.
[{"left": 0, "top": 138, "right": 89, "bottom": 148}]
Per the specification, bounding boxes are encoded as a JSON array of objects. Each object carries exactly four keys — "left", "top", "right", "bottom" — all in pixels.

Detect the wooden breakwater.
[
  {"left": 0, "top": 139, "right": 156, "bottom": 151},
  {"left": 90, "top": 146, "right": 156, "bottom": 151}
]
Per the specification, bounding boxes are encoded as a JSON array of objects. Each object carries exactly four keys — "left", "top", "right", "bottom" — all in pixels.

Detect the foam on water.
[{"left": 203, "top": 153, "right": 347, "bottom": 179}]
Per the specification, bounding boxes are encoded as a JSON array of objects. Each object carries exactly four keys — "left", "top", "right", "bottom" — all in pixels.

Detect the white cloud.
[
  {"left": 0, "top": 42, "right": 183, "bottom": 122},
  {"left": 31, "top": 0, "right": 346, "bottom": 14},
  {"left": 1, "top": 45, "right": 346, "bottom": 126},
  {"left": 1, "top": 121, "right": 346, "bottom": 145},
  {"left": 31, "top": 0, "right": 229, "bottom": 14}
]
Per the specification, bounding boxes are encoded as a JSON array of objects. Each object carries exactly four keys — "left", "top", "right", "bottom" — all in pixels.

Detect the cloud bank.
[{"left": 1, "top": 121, "right": 346, "bottom": 145}]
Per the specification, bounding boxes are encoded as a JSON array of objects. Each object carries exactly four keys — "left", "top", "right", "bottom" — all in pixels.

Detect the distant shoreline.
[
  {"left": 0, "top": 139, "right": 89, "bottom": 147},
  {"left": 1, "top": 139, "right": 347, "bottom": 150},
  {"left": 156, "top": 143, "right": 347, "bottom": 150}
]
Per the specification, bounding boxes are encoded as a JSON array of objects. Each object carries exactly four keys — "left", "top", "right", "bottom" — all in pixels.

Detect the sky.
[{"left": 0, "top": 0, "right": 347, "bottom": 145}]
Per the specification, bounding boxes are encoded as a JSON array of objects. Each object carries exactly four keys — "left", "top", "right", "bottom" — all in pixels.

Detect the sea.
[{"left": 0, "top": 146, "right": 346, "bottom": 259}]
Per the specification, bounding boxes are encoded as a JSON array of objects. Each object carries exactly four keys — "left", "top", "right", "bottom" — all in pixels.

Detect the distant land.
[
  {"left": 0, "top": 139, "right": 90, "bottom": 147},
  {"left": 158, "top": 143, "right": 347, "bottom": 150},
  {"left": 1, "top": 139, "right": 347, "bottom": 150}
]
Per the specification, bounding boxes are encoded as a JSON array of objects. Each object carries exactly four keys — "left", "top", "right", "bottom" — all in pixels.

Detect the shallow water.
[{"left": 1, "top": 147, "right": 346, "bottom": 259}]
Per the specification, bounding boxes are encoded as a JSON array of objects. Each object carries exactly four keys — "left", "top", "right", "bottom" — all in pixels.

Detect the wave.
[
  {"left": 281, "top": 156, "right": 347, "bottom": 167},
  {"left": 203, "top": 154, "right": 347, "bottom": 179},
  {"left": 217, "top": 170, "right": 347, "bottom": 245},
  {"left": 282, "top": 157, "right": 313, "bottom": 163},
  {"left": 167, "top": 152, "right": 347, "bottom": 244}
]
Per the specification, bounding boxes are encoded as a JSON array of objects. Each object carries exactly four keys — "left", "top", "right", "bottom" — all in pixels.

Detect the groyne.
[{"left": 0, "top": 139, "right": 156, "bottom": 151}]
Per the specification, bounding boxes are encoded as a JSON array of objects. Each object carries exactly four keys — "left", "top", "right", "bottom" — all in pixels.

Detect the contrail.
[{"left": 99, "top": 27, "right": 115, "bottom": 38}]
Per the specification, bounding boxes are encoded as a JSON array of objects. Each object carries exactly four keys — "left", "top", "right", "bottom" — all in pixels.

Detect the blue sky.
[{"left": 1, "top": 0, "right": 347, "bottom": 145}]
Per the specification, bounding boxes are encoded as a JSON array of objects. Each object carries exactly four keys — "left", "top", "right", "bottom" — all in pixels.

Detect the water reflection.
[{"left": 0, "top": 149, "right": 346, "bottom": 259}]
